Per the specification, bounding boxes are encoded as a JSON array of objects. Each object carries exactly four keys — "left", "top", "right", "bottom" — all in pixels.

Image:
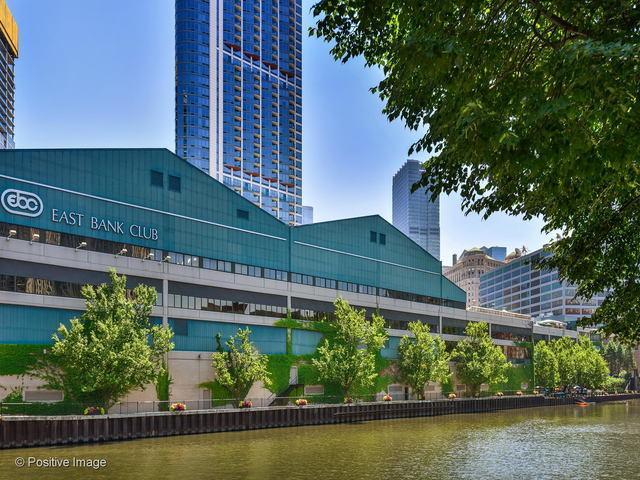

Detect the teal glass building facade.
[
  {"left": 0, "top": 149, "right": 470, "bottom": 353},
  {"left": 176, "top": 0, "right": 303, "bottom": 225}
]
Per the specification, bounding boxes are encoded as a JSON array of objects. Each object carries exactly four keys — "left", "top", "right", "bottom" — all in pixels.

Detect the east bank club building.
[{"left": 0, "top": 149, "right": 578, "bottom": 402}]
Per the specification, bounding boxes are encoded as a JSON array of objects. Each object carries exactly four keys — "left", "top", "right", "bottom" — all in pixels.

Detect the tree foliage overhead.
[
  {"left": 397, "top": 322, "right": 450, "bottom": 399},
  {"left": 450, "top": 322, "right": 510, "bottom": 395},
  {"left": 312, "top": 298, "right": 388, "bottom": 397},
  {"left": 311, "top": 1, "right": 640, "bottom": 340},
  {"left": 601, "top": 338, "right": 636, "bottom": 376},
  {"left": 33, "top": 269, "right": 174, "bottom": 408},
  {"left": 211, "top": 327, "right": 272, "bottom": 400}
]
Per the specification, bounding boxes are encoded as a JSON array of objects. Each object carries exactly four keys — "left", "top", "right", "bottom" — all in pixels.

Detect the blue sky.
[{"left": 8, "top": 0, "right": 549, "bottom": 264}]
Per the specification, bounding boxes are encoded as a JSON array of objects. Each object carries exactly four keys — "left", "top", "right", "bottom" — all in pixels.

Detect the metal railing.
[{"left": 0, "top": 390, "right": 554, "bottom": 416}]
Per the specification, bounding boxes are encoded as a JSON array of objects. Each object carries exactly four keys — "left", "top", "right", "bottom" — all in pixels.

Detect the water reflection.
[{"left": 1, "top": 402, "right": 639, "bottom": 480}]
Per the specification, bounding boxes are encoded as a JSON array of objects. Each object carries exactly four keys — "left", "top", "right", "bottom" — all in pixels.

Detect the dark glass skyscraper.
[
  {"left": 176, "top": 0, "right": 303, "bottom": 225},
  {"left": 0, "top": 0, "right": 17, "bottom": 149},
  {"left": 392, "top": 160, "right": 440, "bottom": 260}
]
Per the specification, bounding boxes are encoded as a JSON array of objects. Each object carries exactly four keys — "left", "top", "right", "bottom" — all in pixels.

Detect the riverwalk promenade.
[{"left": 2, "top": 393, "right": 639, "bottom": 449}]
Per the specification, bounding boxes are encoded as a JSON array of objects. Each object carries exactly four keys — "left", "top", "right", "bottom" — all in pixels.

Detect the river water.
[{"left": 1, "top": 401, "right": 639, "bottom": 479}]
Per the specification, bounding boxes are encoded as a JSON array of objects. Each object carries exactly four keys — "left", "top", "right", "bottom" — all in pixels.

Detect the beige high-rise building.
[{"left": 444, "top": 247, "right": 506, "bottom": 307}]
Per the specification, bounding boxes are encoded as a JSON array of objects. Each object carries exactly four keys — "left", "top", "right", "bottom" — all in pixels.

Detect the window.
[
  {"left": 237, "top": 209, "right": 249, "bottom": 219},
  {"left": 236, "top": 264, "right": 249, "bottom": 275},
  {"left": 168, "top": 175, "right": 181, "bottom": 192},
  {"left": 379, "top": 233, "right": 386, "bottom": 245},
  {"left": 248, "top": 266, "right": 262, "bottom": 277},
  {"left": 150, "top": 170, "right": 163, "bottom": 187},
  {"left": 172, "top": 319, "right": 189, "bottom": 336},
  {"left": 370, "top": 231, "right": 377, "bottom": 243}
]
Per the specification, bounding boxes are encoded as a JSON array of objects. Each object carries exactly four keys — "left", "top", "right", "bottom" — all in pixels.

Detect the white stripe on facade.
[
  {"left": 0, "top": 174, "right": 288, "bottom": 241},
  {"left": 293, "top": 240, "right": 440, "bottom": 275}
]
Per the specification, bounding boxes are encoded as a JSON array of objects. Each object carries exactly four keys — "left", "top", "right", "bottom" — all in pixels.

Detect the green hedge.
[
  {"left": 0, "top": 401, "right": 83, "bottom": 416},
  {"left": 491, "top": 363, "right": 533, "bottom": 392},
  {"left": 0, "top": 344, "right": 47, "bottom": 375}
]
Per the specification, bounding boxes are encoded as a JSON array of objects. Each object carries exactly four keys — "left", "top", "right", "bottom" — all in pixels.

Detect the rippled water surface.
[{"left": 2, "top": 401, "right": 640, "bottom": 479}]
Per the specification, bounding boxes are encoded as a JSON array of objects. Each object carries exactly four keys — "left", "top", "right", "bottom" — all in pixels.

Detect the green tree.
[
  {"left": 551, "top": 336, "right": 610, "bottom": 389},
  {"left": 451, "top": 322, "right": 510, "bottom": 395},
  {"left": 210, "top": 328, "right": 271, "bottom": 401},
  {"left": 533, "top": 340, "right": 559, "bottom": 390},
  {"left": 602, "top": 339, "right": 636, "bottom": 376},
  {"left": 574, "top": 336, "right": 609, "bottom": 389},
  {"left": 312, "top": 298, "right": 388, "bottom": 397},
  {"left": 33, "top": 269, "right": 174, "bottom": 408},
  {"left": 551, "top": 337, "right": 579, "bottom": 388},
  {"left": 155, "top": 361, "right": 173, "bottom": 411},
  {"left": 397, "top": 322, "right": 450, "bottom": 399},
  {"left": 311, "top": 1, "right": 640, "bottom": 341}
]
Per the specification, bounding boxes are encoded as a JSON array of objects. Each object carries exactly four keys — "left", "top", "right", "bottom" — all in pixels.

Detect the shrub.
[
  {"left": 448, "top": 393, "right": 457, "bottom": 400},
  {"left": 239, "top": 400, "right": 253, "bottom": 409},
  {"left": 295, "top": 398, "right": 308, "bottom": 407},
  {"left": 382, "top": 394, "right": 392, "bottom": 402}
]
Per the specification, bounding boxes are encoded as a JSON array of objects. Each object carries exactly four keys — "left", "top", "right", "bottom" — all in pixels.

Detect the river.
[{"left": 1, "top": 401, "right": 639, "bottom": 479}]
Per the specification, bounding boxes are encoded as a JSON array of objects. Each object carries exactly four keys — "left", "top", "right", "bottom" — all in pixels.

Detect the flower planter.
[
  {"left": 170, "top": 402, "right": 187, "bottom": 412},
  {"left": 83, "top": 406, "right": 105, "bottom": 416}
]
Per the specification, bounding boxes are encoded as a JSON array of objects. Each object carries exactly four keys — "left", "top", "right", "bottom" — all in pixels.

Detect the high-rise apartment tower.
[
  {"left": 176, "top": 0, "right": 303, "bottom": 224},
  {"left": 0, "top": 0, "right": 17, "bottom": 149},
  {"left": 392, "top": 159, "right": 440, "bottom": 259}
]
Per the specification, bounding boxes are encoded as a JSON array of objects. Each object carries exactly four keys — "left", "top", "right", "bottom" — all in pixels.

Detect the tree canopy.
[
  {"left": 601, "top": 338, "right": 636, "bottom": 376},
  {"left": 211, "top": 327, "right": 271, "bottom": 400},
  {"left": 450, "top": 322, "right": 510, "bottom": 395},
  {"left": 397, "top": 322, "right": 450, "bottom": 399},
  {"left": 33, "top": 269, "right": 174, "bottom": 408},
  {"left": 311, "top": 1, "right": 640, "bottom": 341},
  {"left": 533, "top": 340, "right": 559, "bottom": 390},
  {"left": 543, "top": 336, "right": 610, "bottom": 389},
  {"left": 312, "top": 298, "right": 388, "bottom": 397}
]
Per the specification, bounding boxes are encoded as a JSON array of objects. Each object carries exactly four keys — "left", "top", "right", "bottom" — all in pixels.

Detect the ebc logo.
[{"left": 1, "top": 189, "right": 44, "bottom": 217}]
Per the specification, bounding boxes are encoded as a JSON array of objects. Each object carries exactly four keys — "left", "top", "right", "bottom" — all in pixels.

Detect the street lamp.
[
  {"left": 115, "top": 248, "right": 128, "bottom": 257},
  {"left": 75, "top": 241, "right": 87, "bottom": 251},
  {"left": 30, "top": 233, "right": 40, "bottom": 245},
  {"left": 6, "top": 229, "right": 16, "bottom": 240}
]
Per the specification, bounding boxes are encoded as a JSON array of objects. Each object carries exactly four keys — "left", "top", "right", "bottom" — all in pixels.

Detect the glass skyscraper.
[
  {"left": 176, "top": 0, "right": 303, "bottom": 225},
  {"left": 0, "top": 0, "right": 17, "bottom": 149},
  {"left": 479, "top": 248, "right": 607, "bottom": 329},
  {"left": 392, "top": 160, "right": 440, "bottom": 260}
]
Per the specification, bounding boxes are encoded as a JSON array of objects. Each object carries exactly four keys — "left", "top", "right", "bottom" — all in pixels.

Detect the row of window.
[
  {"left": 289, "top": 308, "right": 439, "bottom": 333},
  {"left": 167, "top": 293, "right": 286, "bottom": 318},
  {"left": 0, "top": 222, "right": 466, "bottom": 310},
  {"left": 0, "top": 274, "right": 163, "bottom": 306}
]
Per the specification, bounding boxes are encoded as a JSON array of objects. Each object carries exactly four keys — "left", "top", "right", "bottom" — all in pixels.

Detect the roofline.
[
  {"left": 5, "top": 148, "right": 290, "bottom": 225},
  {"left": 295, "top": 213, "right": 442, "bottom": 269}
]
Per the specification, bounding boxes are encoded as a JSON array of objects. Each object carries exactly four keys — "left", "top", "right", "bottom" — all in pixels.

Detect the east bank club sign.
[{"left": 1, "top": 188, "right": 159, "bottom": 241}]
